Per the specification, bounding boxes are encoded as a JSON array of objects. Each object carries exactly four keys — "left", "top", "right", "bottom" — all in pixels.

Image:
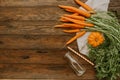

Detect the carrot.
[
  {"left": 65, "top": 9, "right": 88, "bottom": 15},
  {"left": 55, "top": 23, "right": 84, "bottom": 28},
  {"left": 66, "top": 30, "right": 86, "bottom": 45},
  {"left": 74, "top": 0, "right": 95, "bottom": 13},
  {"left": 62, "top": 17, "right": 94, "bottom": 27},
  {"left": 63, "top": 29, "right": 80, "bottom": 33},
  {"left": 55, "top": 24, "right": 68, "bottom": 28},
  {"left": 72, "top": 13, "right": 79, "bottom": 16},
  {"left": 63, "top": 23, "right": 84, "bottom": 28},
  {"left": 65, "top": 9, "right": 75, "bottom": 13},
  {"left": 64, "top": 14, "right": 85, "bottom": 21},
  {"left": 58, "top": 5, "right": 91, "bottom": 17},
  {"left": 59, "top": 17, "right": 69, "bottom": 22}
]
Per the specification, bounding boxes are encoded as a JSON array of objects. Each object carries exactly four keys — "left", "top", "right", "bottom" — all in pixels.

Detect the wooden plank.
[
  {"left": 0, "top": 20, "right": 56, "bottom": 26},
  {"left": 109, "top": 7, "right": 120, "bottom": 11},
  {"left": 0, "top": 0, "right": 119, "bottom": 7},
  {"left": 0, "top": 63, "right": 96, "bottom": 79},
  {"left": 0, "top": 21, "right": 67, "bottom": 35},
  {"left": 2, "top": 2, "right": 119, "bottom": 22},
  {"left": 0, "top": 49, "right": 92, "bottom": 65},
  {"left": 0, "top": 79, "right": 97, "bottom": 80},
  {"left": 0, "top": 79, "right": 35, "bottom": 80},
  {"left": 0, "top": 79, "right": 91, "bottom": 80},
  {"left": 0, "top": 0, "right": 79, "bottom": 7},
  {"left": 0, "top": 7, "right": 67, "bottom": 21},
  {"left": 0, "top": 49, "right": 66, "bottom": 64},
  {"left": 0, "top": 79, "right": 100, "bottom": 80},
  {"left": 0, "top": 35, "right": 77, "bottom": 50},
  {"left": 0, "top": 7, "right": 119, "bottom": 22},
  {"left": 0, "top": 79, "right": 96, "bottom": 80},
  {"left": 109, "top": 2, "right": 120, "bottom": 7},
  {"left": 0, "top": 5, "right": 119, "bottom": 22},
  {"left": 0, "top": 79, "right": 93, "bottom": 80},
  {"left": 109, "top": 0, "right": 120, "bottom": 7},
  {"left": 110, "top": 0, "right": 120, "bottom": 2}
]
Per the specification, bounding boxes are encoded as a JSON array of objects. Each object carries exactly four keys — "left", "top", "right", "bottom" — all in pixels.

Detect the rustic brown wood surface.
[{"left": 0, "top": 0, "right": 120, "bottom": 80}]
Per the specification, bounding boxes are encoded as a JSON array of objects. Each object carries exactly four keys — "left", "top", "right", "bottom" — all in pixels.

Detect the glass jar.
[{"left": 64, "top": 51, "right": 86, "bottom": 76}]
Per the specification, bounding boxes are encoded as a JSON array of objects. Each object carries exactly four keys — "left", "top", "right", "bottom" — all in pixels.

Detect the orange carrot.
[
  {"left": 66, "top": 30, "right": 86, "bottom": 45},
  {"left": 64, "top": 14, "right": 85, "bottom": 21},
  {"left": 65, "top": 9, "right": 79, "bottom": 16},
  {"left": 63, "top": 29, "right": 80, "bottom": 33},
  {"left": 58, "top": 5, "right": 91, "bottom": 17},
  {"left": 59, "top": 17, "right": 69, "bottom": 22},
  {"left": 65, "top": 9, "right": 75, "bottom": 13},
  {"left": 55, "top": 23, "right": 84, "bottom": 28},
  {"left": 62, "top": 17, "right": 94, "bottom": 27},
  {"left": 72, "top": 13, "right": 79, "bottom": 16},
  {"left": 74, "top": 0, "right": 95, "bottom": 13},
  {"left": 63, "top": 23, "right": 84, "bottom": 28}
]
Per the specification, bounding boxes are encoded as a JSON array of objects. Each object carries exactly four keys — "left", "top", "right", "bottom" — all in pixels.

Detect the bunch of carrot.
[
  {"left": 55, "top": 0, "right": 95, "bottom": 45},
  {"left": 55, "top": 1, "right": 120, "bottom": 80}
]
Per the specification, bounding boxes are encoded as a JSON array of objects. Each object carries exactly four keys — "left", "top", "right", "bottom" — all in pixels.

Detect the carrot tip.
[
  {"left": 63, "top": 14, "right": 68, "bottom": 16},
  {"left": 54, "top": 25, "right": 63, "bottom": 28},
  {"left": 58, "top": 5, "right": 62, "bottom": 7},
  {"left": 88, "top": 10, "right": 95, "bottom": 14},
  {"left": 58, "top": 5, "right": 65, "bottom": 8}
]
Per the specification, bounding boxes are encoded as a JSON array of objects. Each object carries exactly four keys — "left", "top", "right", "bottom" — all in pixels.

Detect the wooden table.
[{"left": 0, "top": 0, "right": 120, "bottom": 79}]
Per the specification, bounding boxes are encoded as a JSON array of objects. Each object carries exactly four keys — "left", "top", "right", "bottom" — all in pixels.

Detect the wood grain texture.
[
  {"left": 0, "top": 35, "right": 77, "bottom": 49},
  {"left": 0, "top": 7, "right": 65, "bottom": 21},
  {"left": 0, "top": 49, "right": 92, "bottom": 65},
  {"left": 0, "top": 21, "right": 67, "bottom": 35},
  {"left": 0, "top": 64, "right": 96, "bottom": 79},
  {"left": 0, "top": 49, "right": 95, "bottom": 79},
  {"left": 0, "top": 0, "right": 79, "bottom": 7},
  {"left": 0, "top": 0, "right": 120, "bottom": 79},
  {"left": 0, "top": 49, "right": 67, "bottom": 64},
  {"left": 0, "top": 79, "right": 93, "bottom": 80}
]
